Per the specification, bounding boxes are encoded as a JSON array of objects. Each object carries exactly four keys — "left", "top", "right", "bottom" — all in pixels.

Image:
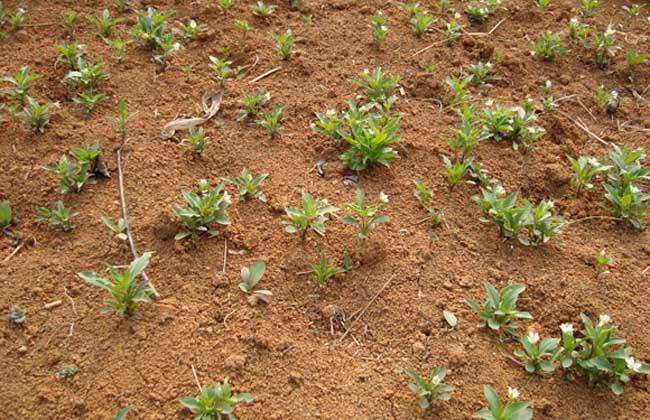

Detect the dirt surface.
[{"left": 1, "top": 0, "right": 649, "bottom": 419}]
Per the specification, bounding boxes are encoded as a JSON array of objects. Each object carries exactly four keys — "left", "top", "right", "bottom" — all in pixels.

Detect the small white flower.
[
  {"left": 560, "top": 323, "right": 574, "bottom": 334},
  {"left": 570, "top": 17, "right": 578, "bottom": 24},
  {"left": 507, "top": 387, "right": 520, "bottom": 400},
  {"left": 598, "top": 314, "right": 611, "bottom": 327},
  {"left": 605, "top": 26, "right": 615, "bottom": 37},
  {"left": 527, "top": 331, "right": 540, "bottom": 344},
  {"left": 626, "top": 357, "right": 642, "bottom": 373},
  {"left": 326, "top": 109, "right": 337, "bottom": 116},
  {"left": 454, "top": 12, "right": 461, "bottom": 19},
  {"left": 431, "top": 374, "right": 442, "bottom": 386}
]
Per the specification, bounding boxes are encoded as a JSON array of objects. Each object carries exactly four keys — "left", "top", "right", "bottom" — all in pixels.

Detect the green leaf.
[
  {"left": 78, "top": 271, "right": 113, "bottom": 292},
  {"left": 443, "top": 310, "right": 457, "bottom": 328},
  {"left": 248, "top": 260, "right": 266, "bottom": 287},
  {"left": 610, "top": 382, "right": 624, "bottom": 395},
  {"left": 127, "top": 252, "right": 152, "bottom": 279},
  {"left": 112, "top": 407, "right": 129, "bottom": 420},
  {"left": 483, "top": 385, "right": 501, "bottom": 415}
]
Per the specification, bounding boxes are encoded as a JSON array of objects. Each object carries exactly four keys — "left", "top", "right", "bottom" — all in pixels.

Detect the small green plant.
[
  {"left": 56, "top": 42, "right": 86, "bottom": 69},
  {"left": 48, "top": 145, "right": 100, "bottom": 193},
  {"left": 568, "top": 18, "right": 591, "bottom": 45},
  {"left": 64, "top": 59, "right": 109, "bottom": 91},
  {"left": 237, "top": 89, "right": 271, "bottom": 120},
  {"left": 175, "top": 19, "right": 207, "bottom": 43},
  {"left": 239, "top": 260, "right": 271, "bottom": 303},
  {"left": 530, "top": 31, "right": 567, "bottom": 61},
  {"left": 594, "top": 249, "right": 615, "bottom": 274},
  {"left": 256, "top": 103, "right": 287, "bottom": 138},
  {"left": 173, "top": 179, "right": 231, "bottom": 241},
  {"left": 179, "top": 378, "right": 253, "bottom": 419},
  {"left": 152, "top": 33, "right": 182, "bottom": 67},
  {"left": 443, "top": 18, "right": 464, "bottom": 43},
  {"left": 234, "top": 20, "right": 250, "bottom": 38},
  {"left": 106, "top": 38, "right": 131, "bottom": 62},
  {"left": 218, "top": 0, "right": 235, "bottom": 11},
  {"left": 467, "top": 61, "right": 498, "bottom": 85},
  {"left": 115, "top": 0, "right": 132, "bottom": 13},
  {"left": 208, "top": 56, "right": 232, "bottom": 86},
  {"left": 1, "top": 66, "right": 40, "bottom": 102},
  {"left": 354, "top": 68, "right": 400, "bottom": 104},
  {"left": 567, "top": 156, "right": 609, "bottom": 194},
  {"left": 342, "top": 190, "right": 389, "bottom": 241},
  {"left": 594, "top": 85, "right": 617, "bottom": 110},
  {"left": 88, "top": 9, "right": 124, "bottom": 38},
  {"left": 284, "top": 192, "right": 338, "bottom": 238},
  {"left": 107, "top": 99, "right": 136, "bottom": 143},
  {"left": 580, "top": 0, "right": 600, "bottom": 17},
  {"left": 622, "top": 4, "right": 644, "bottom": 24},
  {"left": 6, "top": 306, "right": 26, "bottom": 325},
  {"left": 340, "top": 115, "right": 402, "bottom": 171},
  {"left": 410, "top": 11, "right": 435, "bottom": 37},
  {"left": 37, "top": 201, "right": 78, "bottom": 231},
  {"left": 310, "top": 252, "right": 346, "bottom": 286},
  {"left": 466, "top": 5, "right": 491, "bottom": 23},
  {"left": 73, "top": 91, "right": 106, "bottom": 113},
  {"left": 78, "top": 252, "right": 155, "bottom": 317},
  {"left": 466, "top": 282, "right": 532, "bottom": 336},
  {"left": 132, "top": 8, "right": 175, "bottom": 50},
  {"left": 626, "top": 50, "right": 648, "bottom": 80},
  {"left": 180, "top": 127, "right": 208, "bottom": 156},
  {"left": 536, "top": 0, "right": 551, "bottom": 10},
  {"left": 472, "top": 386, "right": 532, "bottom": 420},
  {"left": 514, "top": 331, "right": 560, "bottom": 373},
  {"left": 222, "top": 168, "right": 268, "bottom": 202},
  {"left": 482, "top": 103, "right": 545, "bottom": 151},
  {"left": 401, "top": 2, "right": 425, "bottom": 17},
  {"left": 17, "top": 97, "right": 58, "bottom": 133},
  {"left": 414, "top": 178, "right": 433, "bottom": 207},
  {"left": 593, "top": 27, "right": 618, "bottom": 67},
  {"left": 61, "top": 11, "right": 79, "bottom": 35},
  {"left": 7, "top": 8, "right": 26, "bottom": 30},
  {"left": 311, "top": 109, "right": 343, "bottom": 143},
  {"left": 604, "top": 145, "right": 650, "bottom": 229},
  {"left": 57, "top": 364, "right": 80, "bottom": 379},
  {"left": 448, "top": 104, "right": 485, "bottom": 158},
  {"left": 0, "top": 200, "right": 12, "bottom": 231},
  {"left": 442, "top": 156, "right": 474, "bottom": 187},
  {"left": 445, "top": 74, "right": 472, "bottom": 105},
  {"left": 368, "top": 12, "right": 389, "bottom": 49},
  {"left": 251, "top": 1, "right": 277, "bottom": 18},
  {"left": 271, "top": 29, "right": 295, "bottom": 59},
  {"left": 102, "top": 216, "right": 128, "bottom": 241},
  {"left": 398, "top": 366, "right": 454, "bottom": 409}
]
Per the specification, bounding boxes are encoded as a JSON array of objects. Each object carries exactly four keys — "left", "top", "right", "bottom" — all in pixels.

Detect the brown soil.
[{"left": 1, "top": 0, "right": 649, "bottom": 419}]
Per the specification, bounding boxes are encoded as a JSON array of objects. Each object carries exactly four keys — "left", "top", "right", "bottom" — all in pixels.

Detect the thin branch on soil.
[
  {"left": 222, "top": 239, "right": 227, "bottom": 275},
  {"left": 191, "top": 364, "right": 202, "bottom": 392},
  {"left": 223, "top": 308, "right": 238, "bottom": 330},
  {"left": 1, "top": 242, "right": 24, "bottom": 265},
  {"left": 249, "top": 66, "right": 282, "bottom": 84},
  {"left": 641, "top": 266, "right": 649, "bottom": 275},
  {"left": 24, "top": 22, "right": 57, "bottom": 27},
  {"left": 339, "top": 274, "right": 395, "bottom": 343},
  {"left": 44, "top": 300, "right": 62, "bottom": 309},
  {"left": 64, "top": 287, "right": 78, "bottom": 316},
  {"left": 412, "top": 39, "right": 451, "bottom": 57},
  {"left": 576, "top": 97, "right": 597, "bottom": 122},
  {"left": 116, "top": 149, "right": 160, "bottom": 298},
  {"left": 556, "top": 110, "right": 610, "bottom": 146},
  {"left": 465, "top": 17, "right": 508, "bottom": 37},
  {"left": 565, "top": 215, "right": 622, "bottom": 226}
]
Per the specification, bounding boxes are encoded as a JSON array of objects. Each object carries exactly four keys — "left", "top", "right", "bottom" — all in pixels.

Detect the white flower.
[
  {"left": 626, "top": 357, "right": 642, "bottom": 373},
  {"left": 527, "top": 331, "right": 540, "bottom": 344},
  {"left": 560, "top": 323, "right": 574, "bottom": 334},
  {"left": 454, "top": 12, "right": 461, "bottom": 19},
  {"left": 507, "top": 387, "right": 520, "bottom": 400},
  {"left": 431, "top": 374, "right": 442, "bottom": 386},
  {"left": 598, "top": 314, "right": 611, "bottom": 327},
  {"left": 326, "top": 109, "right": 337, "bottom": 116},
  {"left": 570, "top": 17, "right": 579, "bottom": 24},
  {"left": 605, "top": 26, "right": 615, "bottom": 37}
]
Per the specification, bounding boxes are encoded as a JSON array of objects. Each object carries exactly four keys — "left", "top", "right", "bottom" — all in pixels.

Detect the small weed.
[
  {"left": 179, "top": 379, "right": 253, "bottom": 419},
  {"left": 173, "top": 179, "right": 231, "bottom": 241},
  {"left": 342, "top": 190, "right": 389, "bottom": 241},
  {"left": 87, "top": 9, "right": 123, "bottom": 38},
  {"left": 473, "top": 385, "right": 532, "bottom": 420},
  {"left": 466, "top": 282, "right": 532, "bottom": 336},
  {"left": 284, "top": 192, "right": 337, "bottom": 238},
  {"left": 37, "top": 201, "right": 78, "bottom": 231},
  {"left": 6, "top": 306, "right": 26, "bottom": 324},
  {"left": 271, "top": 29, "right": 295, "bottom": 60},
  {"left": 222, "top": 168, "right": 268, "bottom": 202},
  {"left": 397, "top": 366, "right": 454, "bottom": 409},
  {"left": 101, "top": 217, "right": 128, "bottom": 241},
  {"left": 256, "top": 103, "right": 287, "bottom": 138},
  {"left": 310, "top": 252, "right": 346, "bottom": 286},
  {"left": 180, "top": 127, "right": 208, "bottom": 156},
  {"left": 368, "top": 12, "right": 388, "bottom": 49}
]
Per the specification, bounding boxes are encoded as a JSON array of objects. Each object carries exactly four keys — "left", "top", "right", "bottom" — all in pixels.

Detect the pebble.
[{"left": 17, "top": 346, "right": 27, "bottom": 354}]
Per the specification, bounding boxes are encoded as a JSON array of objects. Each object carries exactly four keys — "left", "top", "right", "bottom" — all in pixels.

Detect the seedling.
[
  {"left": 56, "top": 42, "right": 86, "bottom": 69},
  {"left": 445, "top": 75, "right": 472, "bottom": 105},
  {"left": 626, "top": 50, "right": 648, "bottom": 81},
  {"left": 251, "top": 2, "right": 277, "bottom": 18},
  {"left": 514, "top": 331, "right": 560, "bottom": 373},
  {"left": 61, "top": 11, "right": 79, "bottom": 35},
  {"left": 444, "top": 18, "right": 464, "bottom": 43},
  {"left": 604, "top": 183, "right": 649, "bottom": 229},
  {"left": 179, "top": 379, "right": 253, "bottom": 419},
  {"left": 222, "top": 168, "right": 268, "bottom": 202},
  {"left": 580, "top": 0, "right": 600, "bottom": 17},
  {"left": 57, "top": 365, "right": 80, "bottom": 379},
  {"left": 87, "top": 9, "right": 123, "bottom": 38},
  {"left": 173, "top": 179, "right": 231, "bottom": 241},
  {"left": 106, "top": 38, "right": 131, "bottom": 62},
  {"left": 256, "top": 103, "right": 287, "bottom": 138},
  {"left": 112, "top": 408, "right": 129, "bottom": 420},
  {"left": 303, "top": 14, "right": 313, "bottom": 27},
  {"left": 530, "top": 31, "right": 567, "bottom": 61},
  {"left": 115, "top": 0, "right": 131, "bottom": 13},
  {"left": 410, "top": 11, "right": 435, "bottom": 37},
  {"left": 1, "top": 66, "right": 40, "bottom": 102},
  {"left": 413, "top": 179, "right": 433, "bottom": 206},
  {"left": 622, "top": 4, "right": 644, "bottom": 24},
  {"left": 107, "top": 99, "right": 136, "bottom": 143},
  {"left": 239, "top": 260, "right": 272, "bottom": 304},
  {"left": 78, "top": 252, "right": 155, "bottom": 317},
  {"left": 442, "top": 155, "right": 474, "bottom": 187},
  {"left": 567, "top": 156, "right": 609, "bottom": 194},
  {"left": 234, "top": 20, "right": 251, "bottom": 40},
  {"left": 208, "top": 56, "right": 232, "bottom": 86},
  {"left": 594, "top": 250, "right": 615, "bottom": 274},
  {"left": 175, "top": 19, "right": 207, "bottom": 43},
  {"left": 271, "top": 29, "right": 295, "bottom": 60},
  {"left": 73, "top": 91, "right": 106, "bottom": 113},
  {"left": 593, "top": 27, "right": 618, "bottom": 67},
  {"left": 64, "top": 59, "right": 109, "bottom": 91},
  {"left": 237, "top": 89, "right": 271, "bottom": 120},
  {"left": 7, "top": 8, "right": 25, "bottom": 30},
  {"left": 401, "top": 3, "right": 425, "bottom": 17},
  {"left": 152, "top": 33, "right": 182, "bottom": 67},
  {"left": 6, "top": 306, "right": 26, "bottom": 324},
  {"left": 448, "top": 104, "right": 485, "bottom": 158},
  {"left": 472, "top": 386, "right": 532, "bottom": 420},
  {"left": 311, "top": 109, "right": 343, "bottom": 142},
  {"left": 342, "top": 190, "right": 389, "bottom": 241},
  {"left": 132, "top": 8, "right": 175, "bottom": 50},
  {"left": 310, "top": 252, "right": 346, "bottom": 286},
  {"left": 48, "top": 144, "right": 101, "bottom": 193},
  {"left": 368, "top": 12, "right": 389, "bottom": 49},
  {"left": 102, "top": 216, "right": 128, "bottom": 241},
  {"left": 37, "top": 201, "right": 78, "bottom": 231},
  {"left": 568, "top": 18, "right": 591, "bottom": 45},
  {"left": 466, "top": 5, "right": 491, "bottom": 23},
  {"left": 339, "top": 115, "right": 402, "bottom": 170},
  {"left": 594, "top": 86, "right": 617, "bottom": 110},
  {"left": 284, "top": 192, "right": 337, "bottom": 238},
  {"left": 0, "top": 200, "right": 12, "bottom": 231},
  {"left": 536, "top": 0, "right": 551, "bottom": 10},
  {"left": 218, "top": 0, "right": 235, "bottom": 11},
  {"left": 482, "top": 103, "right": 545, "bottom": 151},
  {"left": 354, "top": 68, "right": 400, "bottom": 104},
  {"left": 466, "top": 282, "right": 532, "bottom": 336},
  {"left": 180, "top": 127, "right": 208, "bottom": 156},
  {"left": 398, "top": 366, "right": 454, "bottom": 409},
  {"left": 467, "top": 62, "right": 498, "bottom": 85},
  {"left": 17, "top": 98, "right": 58, "bottom": 133}
]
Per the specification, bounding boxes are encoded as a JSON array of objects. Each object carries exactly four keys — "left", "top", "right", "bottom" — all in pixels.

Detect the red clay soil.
[{"left": 1, "top": 0, "right": 649, "bottom": 419}]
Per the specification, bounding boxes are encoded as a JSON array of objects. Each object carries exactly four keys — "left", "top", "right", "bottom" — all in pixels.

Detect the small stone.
[
  {"left": 288, "top": 371, "right": 303, "bottom": 387},
  {"left": 17, "top": 346, "right": 27, "bottom": 354},
  {"left": 412, "top": 341, "right": 425, "bottom": 353},
  {"left": 320, "top": 304, "right": 337, "bottom": 319},
  {"left": 225, "top": 354, "right": 247, "bottom": 371}
]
